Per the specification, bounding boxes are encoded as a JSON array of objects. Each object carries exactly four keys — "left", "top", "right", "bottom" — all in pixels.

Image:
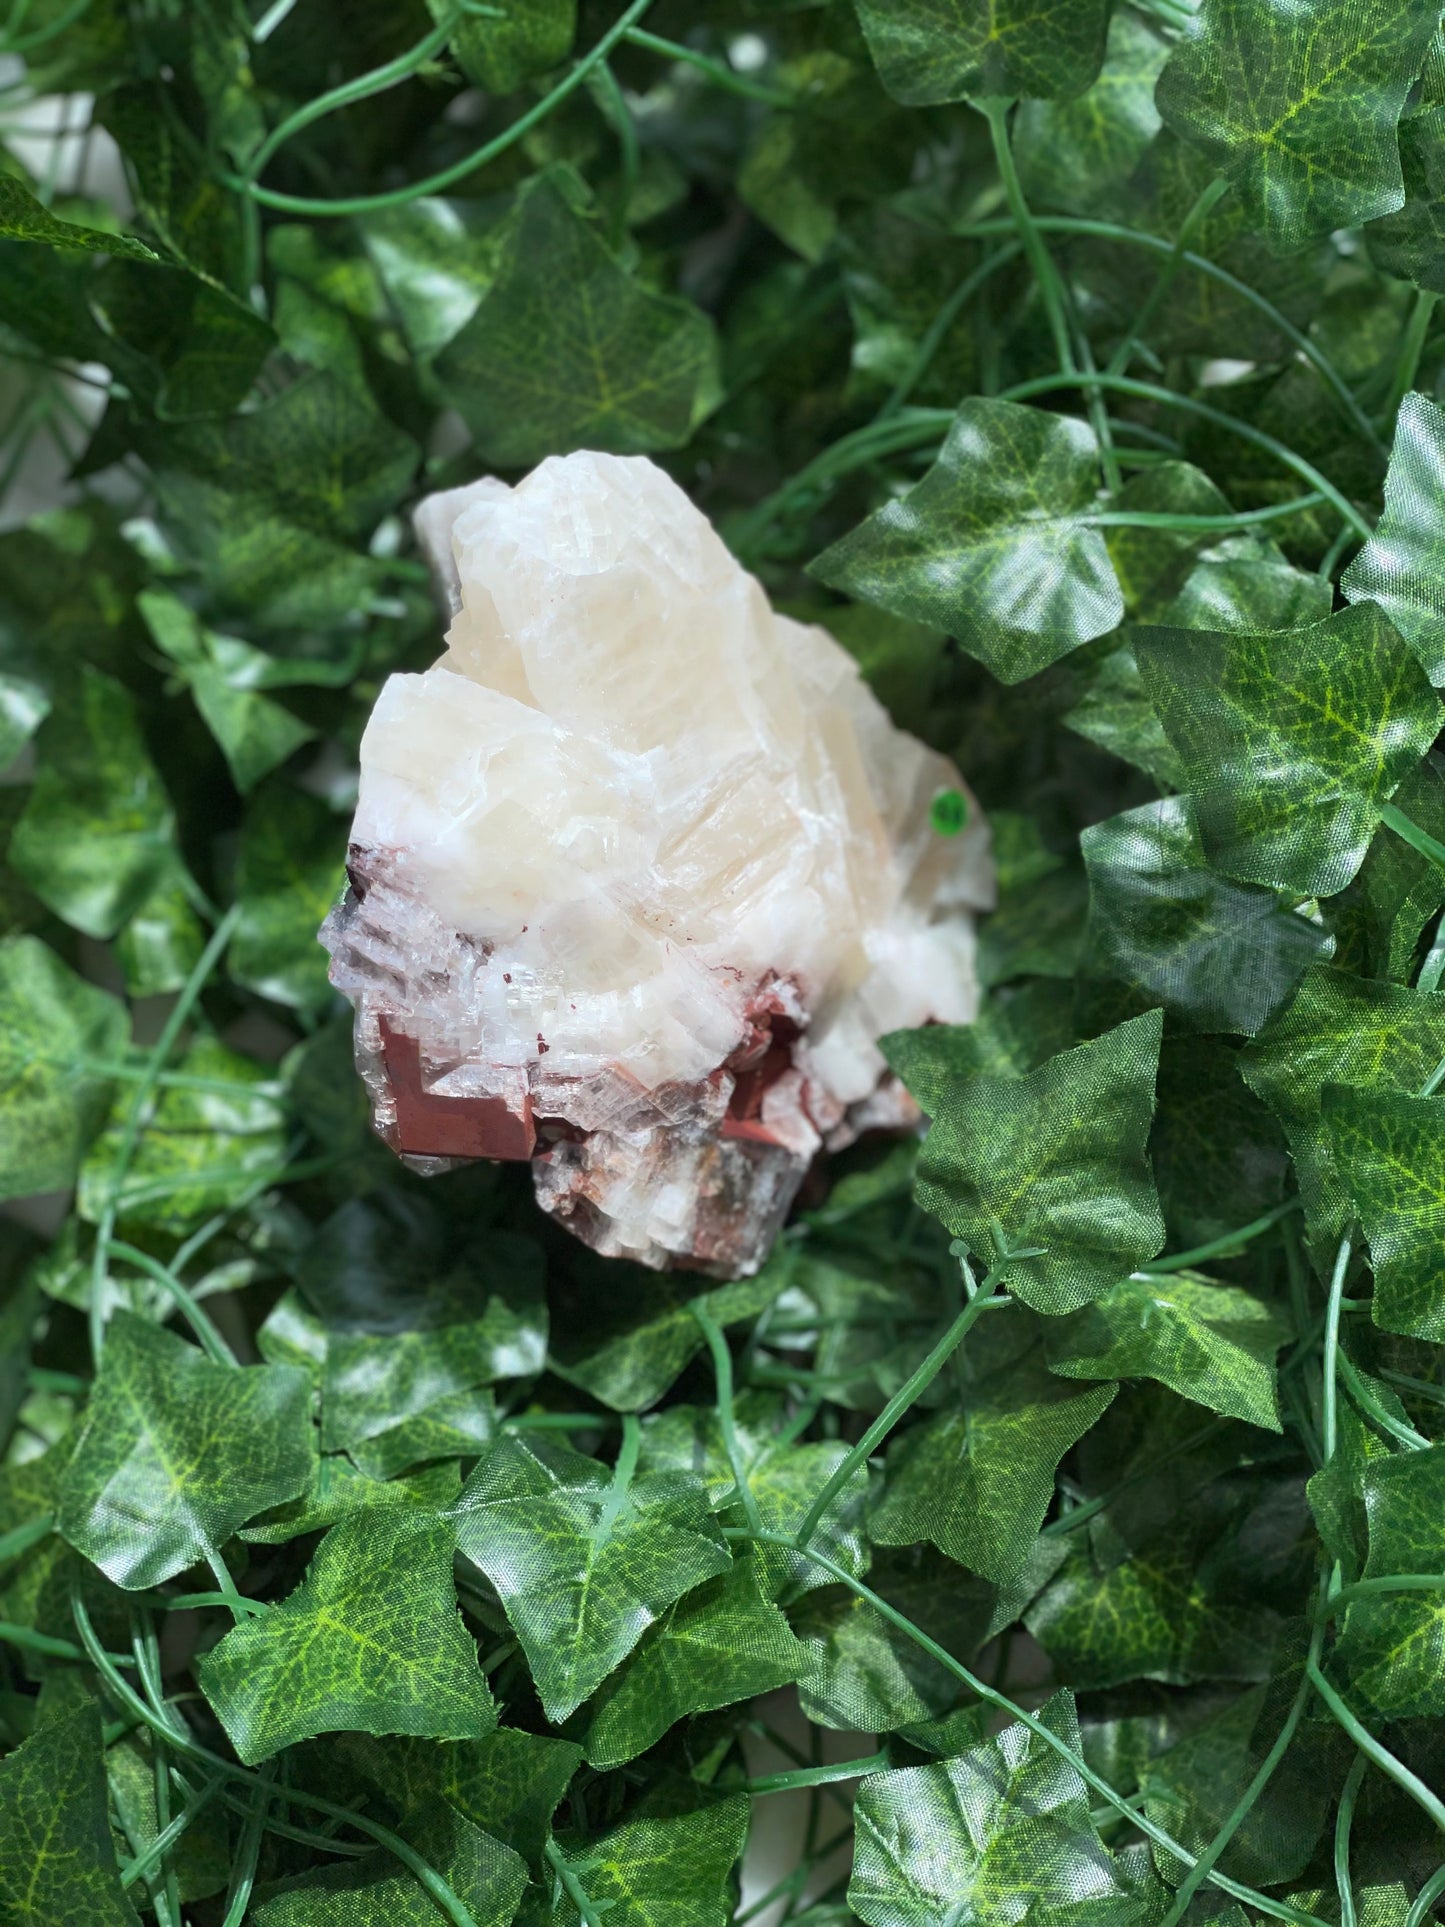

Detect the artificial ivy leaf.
[
  {"left": 0, "top": 173, "right": 154, "bottom": 261},
  {"left": 871, "top": 1309, "right": 1117, "bottom": 1581},
  {"left": 1155, "top": 0, "right": 1439, "bottom": 249},
  {"left": 885, "top": 1010, "right": 1165, "bottom": 1314},
  {"left": 879, "top": 983, "right": 1077, "bottom": 1108},
  {"left": 113, "top": 870, "right": 205, "bottom": 997},
  {"left": 434, "top": 0, "right": 573, "bottom": 92},
  {"left": 1060, "top": 640, "right": 1183, "bottom": 790},
  {"left": 105, "top": 1725, "right": 229, "bottom": 1903},
  {"left": 1101, "top": 462, "right": 1234, "bottom": 620},
  {"left": 229, "top": 778, "right": 346, "bottom": 1014},
  {"left": 1134, "top": 606, "right": 1442, "bottom": 897},
  {"left": 357, "top": 198, "right": 502, "bottom": 360},
  {"left": 810, "top": 399, "right": 1122, "bottom": 684},
  {"left": 435, "top": 169, "right": 719, "bottom": 468},
  {"left": 335, "top": 1727, "right": 581, "bottom": 1869},
  {"left": 0, "top": 1697, "right": 142, "bottom": 1927},
  {"left": 1150, "top": 1037, "right": 1290, "bottom": 1251},
  {"left": 58, "top": 1311, "right": 313, "bottom": 1588},
  {"left": 1365, "top": 106, "right": 1445, "bottom": 293},
  {"left": 252, "top": 1805, "right": 526, "bottom": 1927},
  {"left": 240, "top": 1452, "right": 461, "bottom": 1547},
  {"left": 448, "top": 1430, "right": 731, "bottom": 1722},
  {"left": 852, "top": 0, "right": 1110, "bottom": 104},
  {"left": 1241, "top": 966, "right": 1445, "bottom": 1260},
  {"left": 1331, "top": 753, "right": 1445, "bottom": 983},
  {"left": 9, "top": 665, "right": 181, "bottom": 939},
  {"left": 584, "top": 1554, "right": 807, "bottom": 1769},
  {"left": 1324, "top": 1086, "right": 1445, "bottom": 1341},
  {"left": 1044, "top": 1271, "right": 1288, "bottom": 1431},
  {"left": 1079, "top": 795, "right": 1331, "bottom": 1035},
  {"left": 1308, "top": 1401, "right": 1389, "bottom": 1583},
  {"left": 1162, "top": 535, "right": 1335, "bottom": 636},
  {"left": 1342, "top": 392, "right": 1445, "bottom": 683},
  {"left": 541, "top": 1797, "right": 748, "bottom": 1927},
  {"left": 201, "top": 1509, "right": 495, "bottom": 1764},
  {"left": 78, "top": 1036, "right": 286, "bottom": 1234},
  {"left": 0, "top": 936, "right": 128, "bottom": 1201},
  {"left": 849, "top": 1691, "right": 1163, "bottom": 1927},
  {"left": 839, "top": 210, "right": 983, "bottom": 414},
  {"left": 1333, "top": 1446, "right": 1445, "bottom": 1718},
  {"left": 1015, "top": 9, "right": 1170, "bottom": 217}
]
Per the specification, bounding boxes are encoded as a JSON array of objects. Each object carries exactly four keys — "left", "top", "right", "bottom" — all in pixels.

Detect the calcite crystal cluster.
[{"left": 321, "top": 453, "right": 993, "bottom": 1275}]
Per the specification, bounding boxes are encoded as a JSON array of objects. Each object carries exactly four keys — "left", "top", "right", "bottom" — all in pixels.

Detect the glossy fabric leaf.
[
  {"left": 541, "top": 1798, "right": 748, "bottom": 1927},
  {"left": 1155, "top": 0, "right": 1439, "bottom": 249},
  {"left": 1241, "top": 966, "right": 1445, "bottom": 1259},
  {"left": 0, "top": 936, "right": 128, "bottom": 1201},
  {"left": 1342, "top": 392, "right": 1445, "bottom": 683},
  {"left": 434, "top": 0, "right": 573, "bottom": 92},
  {"left": 584, "top": 1554, "right": 806, "bottom": 1769},
  {"left": 252, "top": 1803, "right": 526, "bottom": 1927},
  {"left": 1324, "top": 1086, "right": 1445, "bottom": 1340},
  {"left": 810, "top": 399, "right": 1122, "bottom": 685},
  {"left": 435, "top": 170, "right": 719, "bottom": 469},
  {"left": 1365, "top": 106, "right": 1445, "bottom": 293},
  {"left": 200, "top": 1509, "right": 496, "bottom": 1764},
  {"left": 229, "top": 778, "right": 346, "bottom": 1013},
  {"left": 849, "top": 1692, "right": 1163, "bottom": 1927},
  {"left": 1333, "top": 1446, "right": 1445, "bottom": 1718},
  {"left": 448, "top": 1431, "right": 730, "bottom": 1722},
  {"left": 0, "top": 173, "right": 154, "bottom": 260},
  {"left": 1061, "top": 640, "right": 1183, "bottom": 790},
  {"left": 10, "top": 665, "right": 180, "bottom": 939},
  {"left": 1333, "top": 752, "right": 1445, "bottom": 983},
  {"left": 0, "top": 1698, "right": 142, "bottom": 1927},
  {"left": 1163, "top": 535, "right": 1335, "bottom": 635},
  {"left": 1149, "top": 1038, "right": 1290, "bottom": 1251},
  {"left": 886, "top": 1010, "right": 1165, "bottom": 1314},
  {"left": 58, "top": 1311, "right": 313, "bottom": 1588},
  {"left": 1015, "top": 10, "right": 1170, "bottom": 217},
  {"left": 871, "top": 1310, "right": 1117, "bottom": 1582},
  {"left": 1044, "top": 1271, "right": 1288, "bottom": 1430},
  {"left": 1134, "top": 606, "right": 1441, "bottom": 897},
  {"left": 853, "top": 0, "right": 1111, "bottom": 104},
  {"left": 1080, "top": 795, "right": 1331, "bottom": 1036},
  {"left": 78, "top": 1035, "right": 285, "bottom": 1233}
]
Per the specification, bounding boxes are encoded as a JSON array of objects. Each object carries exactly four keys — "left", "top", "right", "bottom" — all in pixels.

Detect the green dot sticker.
[{"left": 930, "top": 787, "right": 968, "bottom": 837}]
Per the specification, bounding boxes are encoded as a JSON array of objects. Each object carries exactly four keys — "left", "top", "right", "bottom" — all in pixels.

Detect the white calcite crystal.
[{"left": 321, "top": 453, "right": 993, "bottom": 1275}]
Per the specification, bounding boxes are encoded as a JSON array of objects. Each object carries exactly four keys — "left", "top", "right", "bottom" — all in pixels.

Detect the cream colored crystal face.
[{"left": 327, "top": 451, "right": 993, "bottom": 1274}]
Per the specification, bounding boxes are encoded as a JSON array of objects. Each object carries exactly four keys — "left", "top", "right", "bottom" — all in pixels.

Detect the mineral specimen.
[{"left": 321, "top": 452, "right": 993, "bottom": 1275}]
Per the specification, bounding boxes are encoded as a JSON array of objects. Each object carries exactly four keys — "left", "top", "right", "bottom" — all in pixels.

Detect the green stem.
[
  {"left": 104, "top": 1240, "right": 239, "bottom": 1367},
  {"left": 877, "top": 244, "right": 1024, "bottom": 421},
  {"left": 545, "top": 1838, "right": 606, "bottom": 1927},
  {"left": 1083, "top": 493, "right": 1324, "bottom": 531},
  {"left": 1321, "top": 1237, "right": 1353, "bottom": 1467},
  {"left": 693, "top": 1305, "right": 762, "bottom": 1534},
  {"left": 793, "top": 1261, "right": 1008, "bottom": 1550},
  {"left": 1338, "top": 1354, "right": 1430, "bottom": 1451},
  {"left": 1405, "top": 1862, "right": 1445, "bottom": 1927},
  {"left": 224, "top": 0, "right": 656, "bottom": 216},
  {"left": 745, "top": 1750, "right": 890, "bottom": 1795},
  {"left": 1138, "top": 1199, "right": 1301, "bottom": 1275},
  {"left": 1385, "top": 288, "right": 1439, "bottom": 429},
  {"left": 1107, "top": 176, "right": 1230, "bottom": 378},
  {"left": 622, "top": 25, "right": 798, "bottom": 107},
  {"left": 729, "top": 1530, "right": 1329, "bottom": 1927},
  {"left": 220, "top": 1765, "right": 273, "bottom": 1927},
  {"left": 0, "top": 1513, "right": 53, "bottom": 1565},
  {"left": 1334, "top": 1753, "right": 1368, "bottom": 1927},
  {"left": 1323, "top": 1574, "right": 1445, "bottom": 1618},
  {"left": 90, "top": 905, "right": 240, "bottom": 1365},
  {"left": 1381, "top": 803, "right": 1445, "bottom": 879},
  {"left": 592, "top": 60, "right": 638, "bottom": 242},
  {"left": 1307, "top": 1661, "right": 1445, "bottom": 1836},
  {"left": 980, "top": 98, "right": 1075, "bottom": 377},
  {"left": 119, "top": 1772, "right": 225, "bottom": 1889},
  {"left": 728, "top": 408, "right": 953, "bottom": 554}
]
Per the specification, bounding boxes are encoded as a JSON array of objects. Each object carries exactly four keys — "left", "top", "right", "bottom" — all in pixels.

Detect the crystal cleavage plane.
[{"left": 321, "top": 452, "right": 993, "bottom": 1276}]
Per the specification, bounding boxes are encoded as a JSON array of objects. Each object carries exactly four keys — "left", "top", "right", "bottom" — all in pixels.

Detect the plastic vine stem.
[
  {"left": 693, "top": 1303, "right": 763, "bottom": 1534},
  {"left": 1334, "top": 1752, "right": 1368, "bottom": 1927},
  {"left": 545, "top": 1839, "right": 606, "bottom": 1927}
]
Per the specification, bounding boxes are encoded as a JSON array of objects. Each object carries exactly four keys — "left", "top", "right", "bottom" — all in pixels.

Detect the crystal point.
[{"left": 322, "top": 452, "right": 993, "bottom": 1275}]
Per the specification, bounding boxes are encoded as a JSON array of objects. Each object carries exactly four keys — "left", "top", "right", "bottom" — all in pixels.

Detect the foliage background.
[{"left": 5, "top": 0, "right": 1445, "bottom": 1923}]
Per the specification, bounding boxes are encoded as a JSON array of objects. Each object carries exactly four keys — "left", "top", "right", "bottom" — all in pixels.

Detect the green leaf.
[
  {"left": 435, "top": 169, "right": 720, "bottom": 468},
  {"left": 357, "top": 198, "right": 503, "bottom": 360},
  {"left": 1079, "top": 795, "right": 1332, "bottom": 1036},
  {"left": 584, "top": 1553, "right": 807, "bottom": 1769},
  {"left": 541, "top": 1797, "right": 749, "bottom": 1927},
  {"left": 1342, "top": 392, "right": 1445, "bottom": 683},
  {"left": 1241, "top": 965, "right": 1445, "bottom": 1260},
  {"left": 849, "top": 1691, "right": 1164, "bottom": 1927},
  {"left": 885, "top": 1010, "right": 1165, "bottom": 1315},
  {"left": 1061, "top": 640, "right": 1184, "bottom": 790},
  {"left": 871, "top": 1309, "right": 1117, "bottom": 1581},
  {"left": 0, "top": 936, "right": 129, "bottom": 1201},
  {"left": 447, "top": 1430, "right": 731, "bottom": 1722},
  {"left": 1015, "top": 10, "right": 1171, "bottom": 217},
  {"left": 878, "top": 982, "right": 1077, "bottom": 1107},
  {"left": 1365, "top": 107, "right": 1445, "bottom": 293},
  {"left": 113, "top": 871, "right": 206, "bottom": 998},
  {"left": 853, "top": 0, "right": 1110, "bottom": 104},
  {"left": 1155, "top": 0, "right": 1440, "bottom": 249},
  {"left": 0, "top": 1698, "right": 142, "bottom": 1927},
  {"left": 58, "top": 1310, "right": 313, "bottom": 1587},
  {"left": 1150, "top": 1037, "right": 1290, "bottom": 1251},
  {"left": 252, "top": 1805, "right": 527, "bottom": 1927},
  {"left": 1101, "top": 462, "right": 1235, "bottom": 621},
  {"left": 229, "top": 778, "right": 346, "bottom": 1013},
  {"left": 1330, "top": 752, "right": 1445, "bottom": 983},
  {"left": 1163, "top": 536, "right": 1335, "bottom": 636},
  {"left": 0, "top": 173, "right": 155, "bottom": 261},
  {"left": 810, "top": 399, "right": 1123, "bottom": 684},
  {"left": 240, "top": 1451, "right": 462, "bottom": 1547},
  {"left": 1133, "top": 605, "right": 1442, "bottom": 897},
  {"left": 1044, "top": 1271, "right": 1288, "bottom": 1430},
  {"left": 9, "top": 666, "right": 181, "bottom": 940},
  {"left": 77, "top": 1036, "right": 287, "bottom": 1234},
  {"left": 1333, "top": 1445, "right": 1445, "bottom": 1717},
  {"left": 200, "top": 1508, "right": 496, "bottom": 1765},
  {"left": 1324, "top": 1085, "right": 1445, "bottom": 1340},
  {"left": 433, "top": 0, "right": 574, "bottom": 92}
]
